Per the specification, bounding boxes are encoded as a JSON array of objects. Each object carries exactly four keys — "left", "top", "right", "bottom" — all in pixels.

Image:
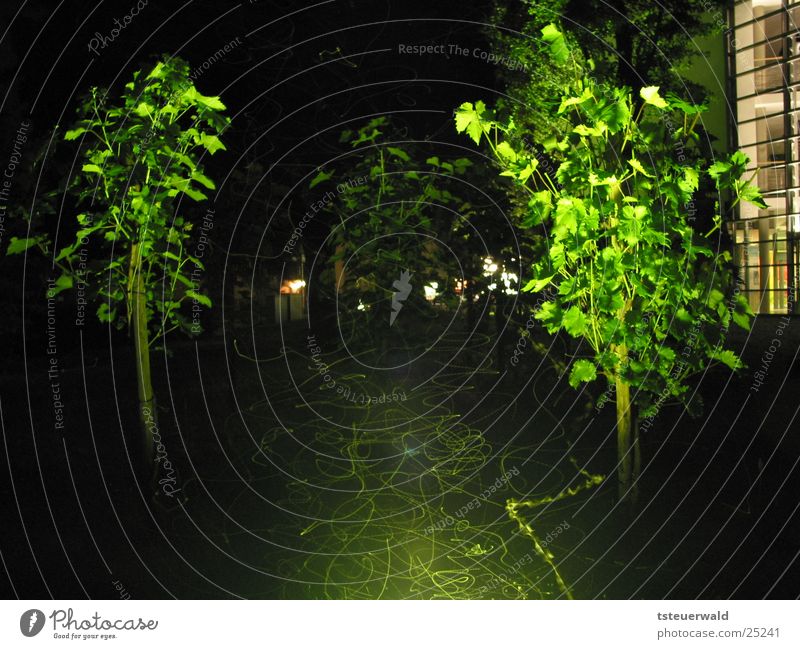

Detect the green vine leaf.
[
  {"left": 496, "top": 141, "right": 517, "bottom": 161},
  {"left": 628, "top": 157, "right": 652, "bottom": 177},
  {"left": 199, "top": 133, "right": 226, "bottom": 154},
  {"left": 387, "top": 146, "right": 411, "bottom": 162},
  {"left": 569, "top": 359, "right": 597, "bottom": 388},
  {"left": 640, "top": 86, "right": 668, "bottom": 109},
  {"left": 6, "top": 237, "right": 40, "bottom": 255},
  {"left": 541, "top": 23, "right": 569, "bottom": 64},
  {"left": 455, "top": 101, "right": 489, "bottom": 145},
  {"left": 64, "top": 127, "right": 86, "bottom": 140},
  {"left": 309, "top": 169, "right": 333, "bottom": 189},
  {"left": 562, "top": 306, "right": 588, "bottom": 337},
  {"left": 522, "top": 275, "right": 555, "bottom": 293},
  {"left": 709, "top": 349, "right": 743, "bottom": 371},
  {"left": 186, "top": 290, "right": 212, "bottom": 308}
]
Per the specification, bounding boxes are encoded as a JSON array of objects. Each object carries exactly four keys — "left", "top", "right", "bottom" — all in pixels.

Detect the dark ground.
[{"left": 1, "top": 311, "right": 798, "bottom": 599}]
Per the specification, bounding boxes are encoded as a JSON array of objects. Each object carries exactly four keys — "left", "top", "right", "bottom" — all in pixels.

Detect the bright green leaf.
[
  {"left": 191, "top": 170, "right": 216, "bottom": 190},
  {"left": 186, "top": 290, "right": 212, "bottom": 308},
  {"left": 496, "top": 141, "right": 517, "bottom": 161},
  {"left": 387, "top": 146, "right": 410, "bottom": 162},
  {"left": 454, "top": 101, "right": 487, "bottom": 145},
  {"left": 709, "top": 348, "right": 743, "bottom": 370},
  {"left": 49, "top": 273, "right": 73, "bottom": 296},
  {"left": 7, "top": 237, "right": 40, "bottom": 255},
  {"left": 628, "top": 157, "right": 653, "bottom": 177},
  {"left": 522, "top": 275, "right": 555, "bottom": 293},
  {"left": 199, "top": 133, "right": 226, "bottom": 154},
  {"left": 541, "top": 23, "right": 569, "bottom": 64},
  {"left": 64, "top": 127, "right": 86, "bottom": 141},
  {"left": 562, "top": 306, "right": 588, "bottom": 336},
  {"left": 535, "top": 301, "right": 563, "bottom": 333},
  {"left": 569, "top": 359, "right": 597, "bottom": 388},
  {"left": 640, "top": 86, "right": 668, "bottom": 109},
  {"left": 195, "top": 93, "right": 226, "bottom": 111},
  {"left": 309, "top": 169, "right": 333, "bottom": 189}
]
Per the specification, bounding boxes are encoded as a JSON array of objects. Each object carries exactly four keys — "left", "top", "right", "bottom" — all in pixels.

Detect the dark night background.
[{"left": 1, "top": 0, "right": 799, "bottom": 600}]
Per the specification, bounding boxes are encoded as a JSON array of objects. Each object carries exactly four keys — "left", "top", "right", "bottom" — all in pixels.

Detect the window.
[{"left": 730, "top": 0, "right": 799, "bottom": 313}]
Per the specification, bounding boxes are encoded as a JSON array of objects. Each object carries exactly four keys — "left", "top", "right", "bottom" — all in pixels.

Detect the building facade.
[{"left": 729, "top": 0, "right": 799, "bottom": 314}]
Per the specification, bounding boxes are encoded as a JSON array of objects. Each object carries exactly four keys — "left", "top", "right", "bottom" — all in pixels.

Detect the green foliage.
[
  {"left": 483, "top": 0, "right": 578, "bottom": 146},
  {"left": 11, "top": 56, "right": 228, "bottom": 341},
  {"left": 6, "top": 236, "right": 45, "bottom": 255},
  {"left": 312, "top": 117, "right": 482, "bottom": 330},
  {"left": 569, "top": 358, "right": 597, "bottom": 388},
  {"left": 484, "top": 0, "right": 727, "bottom": 159},
  {"left": 558, "top": 0, "right": 728, "bottom": 93},
  {"left": 540, "top": 22, "right": 570, "bottom": 64},
  {"left": 456, "top": 24, "right": 761, "bottom": 417}
]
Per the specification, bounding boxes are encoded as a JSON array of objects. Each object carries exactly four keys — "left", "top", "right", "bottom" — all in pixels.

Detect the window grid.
[{"left": 730, "top": 0, "right": 798, "bottom": 313}]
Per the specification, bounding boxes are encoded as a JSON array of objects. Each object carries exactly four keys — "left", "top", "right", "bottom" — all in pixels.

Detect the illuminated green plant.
[
  {"left": 455, "top": 24, "right": 763, "bottom": 504},
  {"left": 311, "top": 117, "right": 478, "bottom": 334},
  {"left": 9, "top": 56, "right": 228, "bottom": 468}
]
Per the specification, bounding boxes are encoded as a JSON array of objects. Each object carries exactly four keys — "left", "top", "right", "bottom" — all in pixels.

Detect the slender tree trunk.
[
  {"left": 495, "top": 291, "right": 505, "bottom": 372},
  {"left": 615, "top": 377, "right": 640, "bottom": 505},
  {"left": 334, "top": 244, "right": 346, "bottom": 294},
  {"left": 613, "top": 1, "right": 638, "bottom": 92},
  {"left": 131, "top": 244, "right": 156, "bottom": 472},
  {"left": 465, "top": 276, "right": 475, "bottom": 330}
]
